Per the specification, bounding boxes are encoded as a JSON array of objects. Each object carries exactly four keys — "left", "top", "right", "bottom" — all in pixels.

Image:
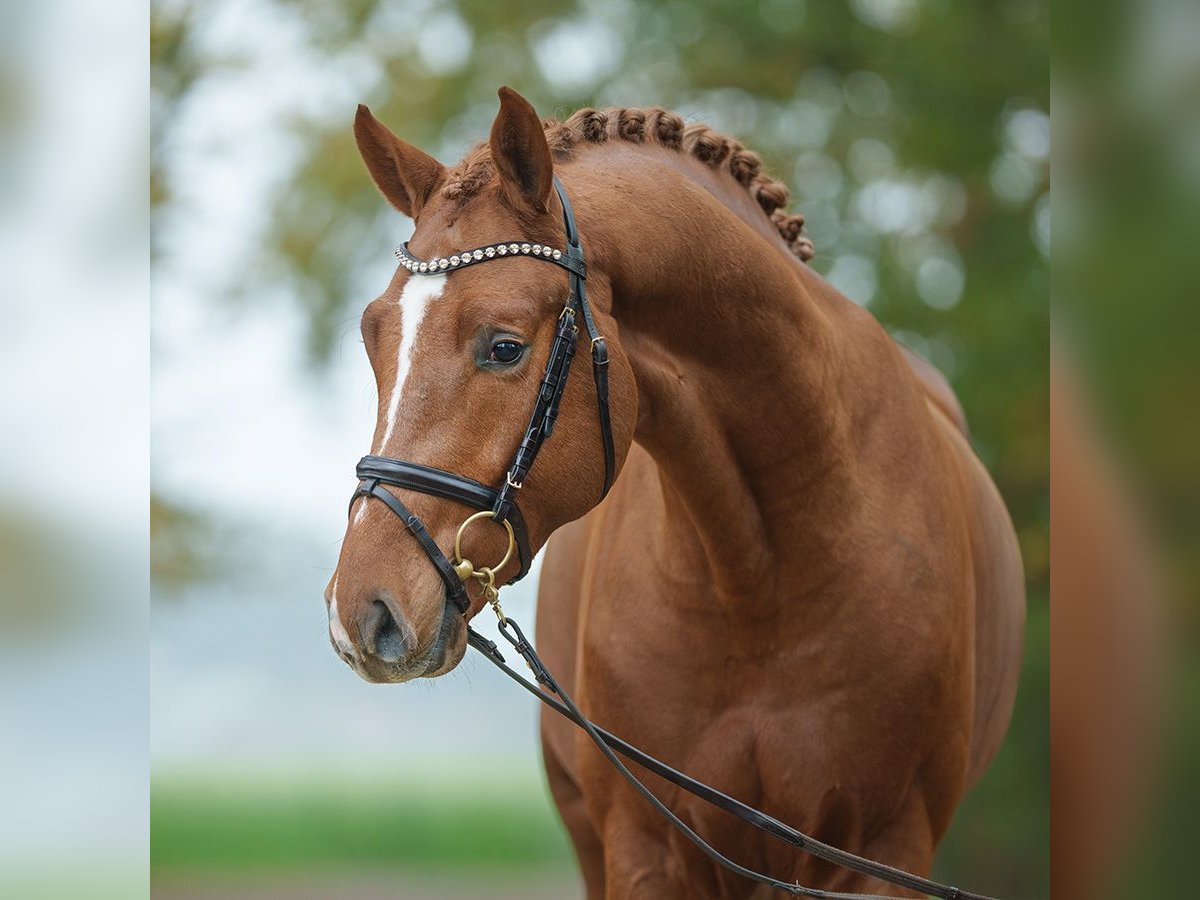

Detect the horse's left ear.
[{"left": 489, "top": 87, "right": 553, "bottom": 213}]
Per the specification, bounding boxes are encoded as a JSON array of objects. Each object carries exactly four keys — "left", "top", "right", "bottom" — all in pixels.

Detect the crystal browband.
[{"left": 395, "top": 240, "right": 575, "bottom": 275}]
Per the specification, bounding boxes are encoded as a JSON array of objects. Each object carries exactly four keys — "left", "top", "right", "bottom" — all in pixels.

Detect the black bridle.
[
  {"left": 352, "top": 177, "right": 612, "bottom": 614},
  {"left": 347, "top": 178, "right": 995, "bottom": 900}
]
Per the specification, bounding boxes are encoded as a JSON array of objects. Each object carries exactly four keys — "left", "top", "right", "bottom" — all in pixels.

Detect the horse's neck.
[{"left": 576, "top": 154, "right": 884, "bottom": 605}]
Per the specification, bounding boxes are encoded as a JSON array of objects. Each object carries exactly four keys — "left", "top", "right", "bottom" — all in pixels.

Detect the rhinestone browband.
[{"left": 395, "top": 240, "right": 566, "bottom": 274}]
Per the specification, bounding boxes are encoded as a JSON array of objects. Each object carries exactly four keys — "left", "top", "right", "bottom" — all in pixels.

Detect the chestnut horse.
[{"left": 326, "top": 87, "right": 1025, "bottom": 898}]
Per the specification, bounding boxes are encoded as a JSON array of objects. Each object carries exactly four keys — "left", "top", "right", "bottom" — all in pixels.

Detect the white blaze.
[
  {"left": 328, "top": 575, "right": 355, "bottom": 656},
  {"left": 377, "top": 273, "right": 446, "bottom": 454}
]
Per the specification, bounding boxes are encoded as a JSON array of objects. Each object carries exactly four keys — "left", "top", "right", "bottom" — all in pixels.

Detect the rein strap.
[{"left": 467, "top": 620, "right": 997, "bottom": 900}]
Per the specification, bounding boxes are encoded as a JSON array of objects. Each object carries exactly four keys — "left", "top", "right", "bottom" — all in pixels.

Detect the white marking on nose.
[
  {"left": 376, "top": 273, "right": 446, "bottom": 454},
  {"left": 328, "top": 576, "right": 356, "bottom": 657}
]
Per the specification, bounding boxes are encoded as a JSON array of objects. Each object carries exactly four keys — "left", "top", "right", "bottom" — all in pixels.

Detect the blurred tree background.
[{"left": 152, "top": 0, "right": 1048, "bottom": 896}]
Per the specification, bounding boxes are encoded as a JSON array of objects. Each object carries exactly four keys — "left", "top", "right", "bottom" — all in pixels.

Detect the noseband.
[
  {"left": 344, "top": 179, "right": 993, "bottom": 900},
  {"left": 350, "top": 177, "right": 614, "bottom": 616}
]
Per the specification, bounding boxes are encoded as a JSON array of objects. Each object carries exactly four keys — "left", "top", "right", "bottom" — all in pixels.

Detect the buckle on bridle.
[{"left": 505, "top": 471, "right": 524, "bottom": 491}]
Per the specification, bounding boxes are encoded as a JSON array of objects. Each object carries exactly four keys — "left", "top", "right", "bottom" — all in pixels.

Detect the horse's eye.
[{"left": 488, "top": 339, "right": 524, "bottom": 364}]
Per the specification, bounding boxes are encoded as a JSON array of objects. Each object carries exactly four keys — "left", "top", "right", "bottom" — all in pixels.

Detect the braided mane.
[{"left": 443, "top": 107, "right": 814, "bottom": 263}]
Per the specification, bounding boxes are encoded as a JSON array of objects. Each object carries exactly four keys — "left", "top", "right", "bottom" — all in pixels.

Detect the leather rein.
[{"left": 348, "top": 178, "right": 996, "bottom": 900}]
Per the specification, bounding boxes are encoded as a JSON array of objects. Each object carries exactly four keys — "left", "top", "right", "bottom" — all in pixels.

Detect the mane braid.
[{"left": 443, "top": 106, "right": 815, "bottom": 263}]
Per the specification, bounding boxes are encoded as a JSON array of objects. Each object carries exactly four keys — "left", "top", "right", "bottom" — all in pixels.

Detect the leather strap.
[
  {"left": 553, "top": 177, "right": 615, "bottom": 499},
  {"left": 493, "top": 306, "right": 578, "bottom": 523},
  {"left": 491, "top": 178, "right": 613, "bottom": 515},
  {"left": 351, "top": 479, "right": 470, "bottom": 613},
  {"left": 468, "top": 621, "right": 997, "bottom": 900},
  {"left": 357, "top": 456, "right": 532, "bottom": 583},
  {"left": 591, "top": 338, "right": 615, "bottom": 497},
  {"left": 357, "top": 456, "right": 498, "bottom": 509}
]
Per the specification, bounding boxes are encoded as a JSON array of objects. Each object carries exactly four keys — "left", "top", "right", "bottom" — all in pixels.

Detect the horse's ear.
[
  {"left": 489, "top": 87, "right": 553, "bottom": 213},
  {"left": 354, "top": 104, "right": 445, "bottom": 219}
]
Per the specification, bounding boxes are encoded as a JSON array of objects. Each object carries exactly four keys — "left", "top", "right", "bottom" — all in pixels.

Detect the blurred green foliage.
[
  {"left": 151, "top": 493, "right": 225, "bottom": 594},
  {"left": 151, "top": 0, "right": 1049, "bottom": 894},
  {"left": 1055, "top": 4, "right": 1200, "bottom": 602},
  {"left": 151, "top": 0, "right": 1049, "bottom": 586},
  {"left": 1055, "top": 1, "right": 1200, "bottom": 895}
]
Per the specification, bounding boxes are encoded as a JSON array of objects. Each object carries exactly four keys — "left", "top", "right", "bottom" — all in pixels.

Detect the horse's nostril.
[{"left": 365, "top": 598, "right": 410, "bottom": 663}]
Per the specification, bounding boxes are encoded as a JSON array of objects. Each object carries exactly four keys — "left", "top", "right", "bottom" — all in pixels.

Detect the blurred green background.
[{"left": 151, "top": 1, "right": 1048, "bottom": 897}]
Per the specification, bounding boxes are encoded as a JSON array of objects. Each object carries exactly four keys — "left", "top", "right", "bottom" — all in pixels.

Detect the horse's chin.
[{"left": 419, "top": 630, "right": 468, "bottom": 678}]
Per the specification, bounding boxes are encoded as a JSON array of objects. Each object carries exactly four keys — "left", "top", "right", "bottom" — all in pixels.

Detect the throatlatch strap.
[
  {"left": 555, "top": 176, "right": 615, "bottom": 501},
  {"left": 591, "top": 338, "right": 615, "bottom": 497}
]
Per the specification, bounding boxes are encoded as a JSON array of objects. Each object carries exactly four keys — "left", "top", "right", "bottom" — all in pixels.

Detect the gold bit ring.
[{"left": 453, "top": 511, "right": 516, "bottom": 579}]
